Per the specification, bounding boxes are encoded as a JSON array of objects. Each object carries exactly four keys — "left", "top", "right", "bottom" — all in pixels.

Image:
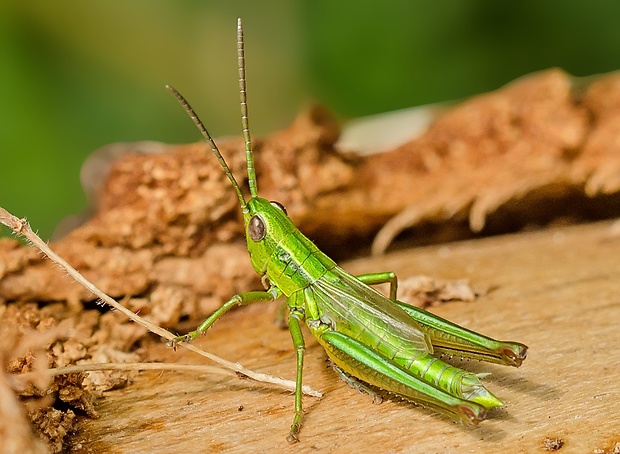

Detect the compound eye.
[
  {"left": 248, "top": 215, "right": 266, "bottom": 241},
  {"left": 270, "top": 201, "right": 287, "bottom": 215}
]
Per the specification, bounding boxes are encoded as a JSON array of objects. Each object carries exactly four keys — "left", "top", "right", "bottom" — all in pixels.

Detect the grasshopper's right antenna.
[
  {"left": 237, "top": 18, "right": 258, "bottom": 199},
  {"left": 165, "top": 85, "right": 249, "bottom": 214},
  {"left": 166, "top": 19, "right": 258, "bottom": 214}
]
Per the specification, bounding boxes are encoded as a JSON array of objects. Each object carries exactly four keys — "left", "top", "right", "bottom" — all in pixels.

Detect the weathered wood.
[{"left": 70, "top": 220, "right": 620, "bottom": 453}]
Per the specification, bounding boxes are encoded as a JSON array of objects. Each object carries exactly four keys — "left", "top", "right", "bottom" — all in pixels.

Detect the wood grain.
[{"left": 70, "top": 220, "right": 620, "bottom": 453}]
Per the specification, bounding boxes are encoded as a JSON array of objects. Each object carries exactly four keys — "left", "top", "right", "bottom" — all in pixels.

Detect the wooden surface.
[{"left": 70, "top": 220, "right": 620, "bottom": 453}]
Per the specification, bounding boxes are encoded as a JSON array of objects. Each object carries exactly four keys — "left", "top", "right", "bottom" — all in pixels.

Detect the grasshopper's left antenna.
[{"left": 237, "top": 18, "right": 258, "bottom": 198}]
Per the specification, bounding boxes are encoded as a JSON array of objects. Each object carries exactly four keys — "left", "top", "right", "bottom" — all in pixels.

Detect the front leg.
[{"left": 167, "top": 289, "right": 279, "bottom": 348}]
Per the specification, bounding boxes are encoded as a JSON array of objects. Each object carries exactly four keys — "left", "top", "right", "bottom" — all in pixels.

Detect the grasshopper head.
[{"left": 244, "top": 197, "right": 295, "bottom": 276}]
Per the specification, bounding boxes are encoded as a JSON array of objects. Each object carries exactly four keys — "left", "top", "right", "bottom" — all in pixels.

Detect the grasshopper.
[{"left": 167, "top": 18, "right": 528, "bottom": 443}]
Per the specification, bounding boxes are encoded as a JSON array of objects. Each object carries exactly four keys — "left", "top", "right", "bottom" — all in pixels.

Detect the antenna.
[
  {"left": 237, "top": 18, "right": 258, "bottom": 198},
  {"left": 165, "top": 85, "right": 249, "bottom": 214}
]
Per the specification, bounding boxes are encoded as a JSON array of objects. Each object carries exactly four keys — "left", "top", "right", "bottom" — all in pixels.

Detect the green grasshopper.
[{"left": 166, "top": 18, "right": 527, "bottom": 443}]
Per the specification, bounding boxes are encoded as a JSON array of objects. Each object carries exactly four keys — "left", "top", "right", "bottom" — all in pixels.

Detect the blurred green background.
[{"left": 2, "top": 1, "right": 620, "bottom": 240}]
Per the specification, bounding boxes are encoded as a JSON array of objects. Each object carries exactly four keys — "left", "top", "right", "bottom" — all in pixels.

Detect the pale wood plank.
[{"left": 70, "top": 220, "right": 620, "bottom": 453}]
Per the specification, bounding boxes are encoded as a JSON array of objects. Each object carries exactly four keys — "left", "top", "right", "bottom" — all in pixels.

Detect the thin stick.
[
  {"left": 45, "top": 362, "right": 236, "bottom": 376},
  {"left": 0, "top": 206, "right": 322, "bottom": 398}
]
